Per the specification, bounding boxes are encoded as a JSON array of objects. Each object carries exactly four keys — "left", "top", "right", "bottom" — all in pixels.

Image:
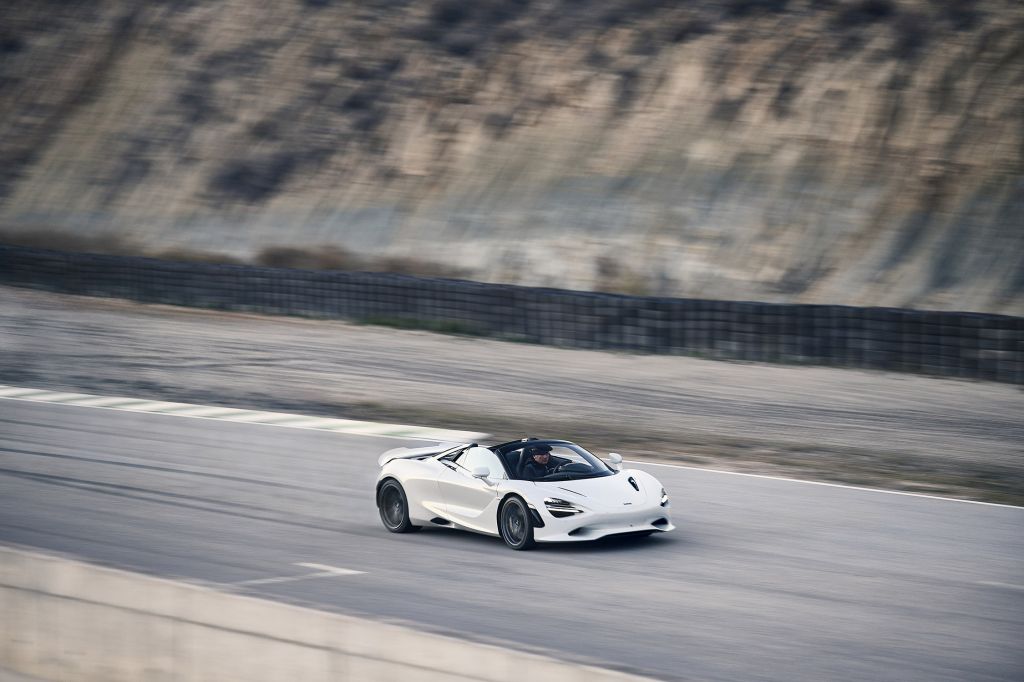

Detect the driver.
[{"left": 522, "top": 444, "right": 558, "bottom": 479}]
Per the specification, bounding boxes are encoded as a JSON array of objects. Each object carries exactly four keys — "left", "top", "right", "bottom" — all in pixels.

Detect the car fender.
[{"left": 378, "top": 458, "right": 446, "bottom": 525}]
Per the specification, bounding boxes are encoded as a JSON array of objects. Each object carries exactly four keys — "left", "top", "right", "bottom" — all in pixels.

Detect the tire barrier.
[{"left": 2, "top": 245, "right": 1020, "bottom": 384}]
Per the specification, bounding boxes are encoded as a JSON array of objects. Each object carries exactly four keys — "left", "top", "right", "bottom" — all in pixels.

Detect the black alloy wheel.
[
  {"left": 499, "top": 496, "right": 536, "bottom": 550},
  {"left": 377, "top": 479, "right": 418, "bottom": 533}
]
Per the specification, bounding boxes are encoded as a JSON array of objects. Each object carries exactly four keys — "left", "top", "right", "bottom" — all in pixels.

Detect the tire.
[
  {"left": 377, "top": 479, "right": 419, "bottom": 533},
  {"left": 499, "top": 496, "right": 536, "bottom": 550}
]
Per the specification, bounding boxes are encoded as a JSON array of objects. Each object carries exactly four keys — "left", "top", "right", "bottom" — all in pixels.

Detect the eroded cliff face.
[{"left": 1, "top": 0, "right": 1022, "bottom": 313}]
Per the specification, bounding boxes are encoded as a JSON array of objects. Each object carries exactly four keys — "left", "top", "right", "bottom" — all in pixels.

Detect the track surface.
[
  {"left": 1, "top": 400, "right": 1022, "bottom": 681},
  {"left": 3, "top": 286, "right": 1024, "bottom": 505}
]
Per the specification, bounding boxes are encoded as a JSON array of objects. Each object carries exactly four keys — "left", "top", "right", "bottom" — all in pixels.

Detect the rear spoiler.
[{"left": 378, "top": 442, "right": 465, "bottom": 467}]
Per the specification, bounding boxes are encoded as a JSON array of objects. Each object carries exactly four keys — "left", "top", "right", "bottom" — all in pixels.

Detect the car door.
[{"left": 435, "top": 447, "right": 504, "bottom": 534}]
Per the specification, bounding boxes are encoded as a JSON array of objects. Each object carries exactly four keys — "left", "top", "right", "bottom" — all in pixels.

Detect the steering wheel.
[{"left": 556, "top": 462, "right": 591, "bottom": 474}]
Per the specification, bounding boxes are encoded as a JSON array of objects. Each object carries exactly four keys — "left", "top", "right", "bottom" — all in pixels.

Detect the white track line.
[
  {"left": 63, "top": 396, "right": 152, "bottom": 408},
  {"left": 233, "top": 563, "right": 365, "bottom": 586},
  {"left": 295, "top": 562, "right": 365, "bottom": 576},
  {"left": 19, "top": 392, "right": 94, "bottom": 403},
  {"left": 159, "top": 406, "right": 247, "bottom": 418},
  {"left": 0, "top": 384, "right": 487, "bottom": 443},
  {"left": 0, "top": 387, "right": 50, "bottom": 398},
  {"left": 624, "top": 460, "right": 1023, "bottom": 510},
  {"left": 118, "top": 401, "right": 194, "bottom": 412},
  {"left": 976, "top": 581, "right": 1024, "bottom": 591}
]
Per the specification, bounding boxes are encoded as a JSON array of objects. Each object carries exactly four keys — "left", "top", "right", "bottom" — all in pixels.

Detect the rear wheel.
[
  {"left": 499, "top": 497, "right": 536, "bottom": 550},
  {"left": 377, "top": 479, "right": 419, "bottom": 533}
]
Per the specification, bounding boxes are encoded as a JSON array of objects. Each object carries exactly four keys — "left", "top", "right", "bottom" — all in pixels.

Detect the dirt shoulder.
[{"left": 2, "top": 286, "right": 1022, "bottom": 505}]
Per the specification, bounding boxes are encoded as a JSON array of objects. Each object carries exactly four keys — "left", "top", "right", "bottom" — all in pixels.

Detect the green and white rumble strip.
[{"left": 0, "top": 384, "right": 488, "bottom": 442}]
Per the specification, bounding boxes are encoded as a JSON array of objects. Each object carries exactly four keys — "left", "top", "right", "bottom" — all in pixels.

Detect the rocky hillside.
[{"left": 1, "top": 0, "right": 1022, "bottom": 313}]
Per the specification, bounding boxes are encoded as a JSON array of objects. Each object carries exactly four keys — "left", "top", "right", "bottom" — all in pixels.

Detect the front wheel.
[
  {"left": 377, "top": 479, "right": 419, "bottom": 533},
  {"left": 499, "top": 497, "right": 536, "bottom": 550}
]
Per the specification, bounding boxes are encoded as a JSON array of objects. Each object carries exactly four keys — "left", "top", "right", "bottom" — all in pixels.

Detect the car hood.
[{"left": 532, "top": 471, "right": 654, "bottom": 509}]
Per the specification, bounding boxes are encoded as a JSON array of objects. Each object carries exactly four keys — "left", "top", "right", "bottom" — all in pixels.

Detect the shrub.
[
  {"left": 667, "top": 18, "right": 712, "bottom": 44},
  {"left": 255, "top": 245, "right": 361, "bottom": 270},
  {"left": 943, "top": 0, "right": 979, "bottom": 31},
  {"left": 444, "top": 32, "right": 479, "bottom": 57},
  {"left": 177, "top": 86, "right": 220, "bottom": 125},
  {"left": 478, "top": 0, "right": 526, "bottom": 25},
  {"left": 374, "top": 255, "right": 467, "bottom": 279},
  {"left": 0, "top": 36, "right": 25, "bottom": 54},
  {"left": 710, "top": 96, "right": 746, "bottom": 123},
  {"left": 353, "top": 109, "right": 385, "bottom": 131},
  {"left": 616, "top": 68, "right": 640, "bottom": 110},
  {"left": 345, "top": 62, "right": 377, "bottom": 81},
  {"left": 771, "top": 80, "right": 798, "bottom": 118},
  {"left": 248, "top": 119, "right": 280, "bottom": 140},
  {"left": 341, "top": 89, "right": 373, "bottom": 111},
  {"left": 494, "top": 26, "right": 524, "bottom": 43},
  {"left": 0, "top": 228, "right": 138, "bottom": 255},
  {"left": 154, "top": 247, "right": 243, "bottom": 265},
  {"left": 431, "top": 0, "right": 473, "bottom": 27},
  {"left": 209, "top": 153, "right": 297, "bottom": 203},
  {"left": 833, "top": 0, "right": 895, "bottom": 29},
  {"left": 892, "top": 11, "right": 929, "bottom": 59},
  {"left": 484, "top": 112, "right": 514, "bottom": 136},
  {"left": 726, "top": 0, "right": 790, "bottom": 18}
]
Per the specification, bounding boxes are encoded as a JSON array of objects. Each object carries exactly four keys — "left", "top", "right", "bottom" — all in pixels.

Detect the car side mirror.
[
  {"left": 608, "top": 453, "right": 623, "bottom": 471},
  {"left": 472, "top": 466, "right": 491, "bottom": 480}
]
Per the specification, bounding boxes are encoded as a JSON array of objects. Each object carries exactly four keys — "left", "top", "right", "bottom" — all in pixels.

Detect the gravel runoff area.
[{"left": 2, "top": 285, "right": 1022, "bottom": 505}]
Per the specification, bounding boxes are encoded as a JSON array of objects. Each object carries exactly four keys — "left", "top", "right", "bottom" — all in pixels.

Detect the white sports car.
[{"left": 375, "top": 438, "right": 674, "bottom": 550}]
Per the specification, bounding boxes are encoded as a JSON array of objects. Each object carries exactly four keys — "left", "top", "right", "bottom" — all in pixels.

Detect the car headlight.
[
  {"left": 660, "top": 488, "right": 670, "bottom": 507},
  {"left": 544, "top": 497, "right": 584, "bottom": 518}
]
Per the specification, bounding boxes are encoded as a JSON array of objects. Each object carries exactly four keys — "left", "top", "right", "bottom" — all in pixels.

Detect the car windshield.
[{"left": 504, "top": 442, "right": 615, "bottom": 481}]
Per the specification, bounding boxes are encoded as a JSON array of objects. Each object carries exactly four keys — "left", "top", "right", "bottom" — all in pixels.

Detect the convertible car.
[{"left": 375, "top": 438, "right": 674, "bottom": 550}]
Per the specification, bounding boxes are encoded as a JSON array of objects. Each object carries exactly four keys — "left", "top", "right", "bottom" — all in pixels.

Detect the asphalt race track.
[{"left": 1, "top": 400, "right": 1022, "bottom": 681}]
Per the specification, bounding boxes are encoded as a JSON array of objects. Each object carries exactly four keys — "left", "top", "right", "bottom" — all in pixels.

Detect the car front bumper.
[{"left": 533, "top": 503, "right": 674, "bottom": 542}]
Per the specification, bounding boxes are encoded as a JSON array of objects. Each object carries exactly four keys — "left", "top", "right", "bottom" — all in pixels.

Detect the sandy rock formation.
[{"left": 1, "top": 0, "right": 1021, "bottom": 313}]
